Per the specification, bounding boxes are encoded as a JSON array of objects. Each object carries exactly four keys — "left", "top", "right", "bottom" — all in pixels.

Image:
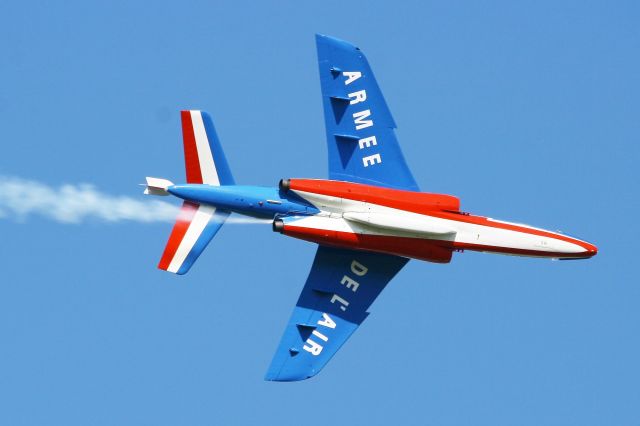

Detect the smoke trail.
[
  {"left": 223, "top": 216, "right": 272, "bottom": 225},
  {"left": 0, "top": 176, "right": 178, "bottom": 224},
  {"left": 0, "top": 176, "right": 274, "bottom": 225}
]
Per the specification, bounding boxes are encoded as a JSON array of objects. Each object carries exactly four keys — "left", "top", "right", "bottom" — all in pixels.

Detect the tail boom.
[{"left": 181, "top": 110, "right": 234, "bottom": 186}]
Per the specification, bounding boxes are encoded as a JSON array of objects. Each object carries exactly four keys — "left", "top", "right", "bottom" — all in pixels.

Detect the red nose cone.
[{"left": 581, "top": 241, "right": 598, "bottom": 257}]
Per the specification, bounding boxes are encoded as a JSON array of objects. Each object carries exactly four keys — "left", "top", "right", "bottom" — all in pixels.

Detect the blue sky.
[{"left": 1, "top": 1, "right": 638, "bottom": 424}]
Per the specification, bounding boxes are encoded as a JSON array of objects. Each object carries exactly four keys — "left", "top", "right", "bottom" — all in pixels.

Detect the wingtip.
[
  {"left": 264, "top": 372, "right": 315, "bottom": 382},
  {"left": 264, "top": 361, "right": 319, "bottom": 382},
  {"left": 315, "top": 34, "right": 359, "bottom": 50}
]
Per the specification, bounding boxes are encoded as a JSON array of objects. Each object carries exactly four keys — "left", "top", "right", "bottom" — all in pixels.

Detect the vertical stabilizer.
[{"left": 181, "top": 110, "right": 234, "bottom": 186}]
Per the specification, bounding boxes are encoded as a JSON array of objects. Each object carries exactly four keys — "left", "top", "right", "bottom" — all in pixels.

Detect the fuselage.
[{"left": 167, "top": 178, "right": 597, "bottom": 263}]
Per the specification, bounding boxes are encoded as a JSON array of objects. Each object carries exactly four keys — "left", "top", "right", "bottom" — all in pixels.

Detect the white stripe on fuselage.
[
  {"left": 190, "top": 111, "right": 220, "bottom": 186},
  {"left": 289, "top": 190, "right": 585, "bottom": 256}
]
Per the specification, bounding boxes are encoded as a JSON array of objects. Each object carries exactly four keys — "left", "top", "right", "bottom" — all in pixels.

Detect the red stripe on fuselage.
[
  {"left": 181, "top": 110, "right": 203, "bottom": 184},
  {"left": 158, "top": 201, "right": 199, "bottom": 270},
  {"left": 287, "top": 179, "right": 596, "bottom": 253},
  {"left": 289, "top": 179, "right": 460, "bottom": 212},
  {"left": 282, "top": 226, "right": 453, "bottom": 263},
  {"left": 450, "top": 241, "right": 593, "bottom": 258}
]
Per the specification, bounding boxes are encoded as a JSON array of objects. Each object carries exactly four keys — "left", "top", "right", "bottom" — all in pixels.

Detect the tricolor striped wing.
[{"left": 158, "top": 202, "right": 230, "bottom": 275}]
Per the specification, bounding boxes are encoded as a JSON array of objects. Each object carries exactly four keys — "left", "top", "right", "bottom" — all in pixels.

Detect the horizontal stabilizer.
[{"left": 158, "top": 201, "right": 229, "bottom": 274}]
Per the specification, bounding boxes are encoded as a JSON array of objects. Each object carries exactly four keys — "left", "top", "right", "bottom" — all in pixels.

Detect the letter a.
[
  {"left": 343, "top": 71, "right": 362, "bottom": 85},
  {"left": 317, "top": 313, "right": 337, "bottom": 329}
]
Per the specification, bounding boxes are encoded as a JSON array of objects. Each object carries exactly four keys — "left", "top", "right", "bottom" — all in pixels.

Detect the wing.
[
  {"left": 316, "top": 34, "right": 419, "bottom": 191},
  {"left": 265, "top": 246, "right": 408, "bottom": 381}
]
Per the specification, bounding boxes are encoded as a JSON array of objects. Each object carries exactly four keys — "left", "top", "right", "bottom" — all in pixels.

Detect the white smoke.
[
  {"left": 223, "top": 216, "right": 272, "bottom": 225},
  {"left": 0, "top": 176, "right": 274, "bottom": 226},
  {"left": 0, "top": 176, "right": 179, "bottom": 224}
]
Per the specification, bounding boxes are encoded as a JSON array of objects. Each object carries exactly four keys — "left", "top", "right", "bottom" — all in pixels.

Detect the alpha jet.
[{"left": 145, "top": 35, "right": 597, "bottom": 381}]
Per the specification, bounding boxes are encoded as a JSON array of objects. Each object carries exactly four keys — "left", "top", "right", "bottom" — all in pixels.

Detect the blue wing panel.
[
  {"left": 316, "top": 34, "right": 419, "bottom": 191},
  {"left": 265, "top": 246, "right": 409, "bottom": 381}
]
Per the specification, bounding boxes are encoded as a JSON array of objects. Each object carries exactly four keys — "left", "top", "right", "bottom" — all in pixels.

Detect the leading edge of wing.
[
  {"left": 315, "top": 34, "right": 419, "bottom": 191},
  {"left": 265, "top": 245, "right": 409, "bottom": 381}
]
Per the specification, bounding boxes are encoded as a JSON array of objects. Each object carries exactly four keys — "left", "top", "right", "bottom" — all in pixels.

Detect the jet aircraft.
[{"left": 145, "top": 34, "right": 597, "bottom": 381}]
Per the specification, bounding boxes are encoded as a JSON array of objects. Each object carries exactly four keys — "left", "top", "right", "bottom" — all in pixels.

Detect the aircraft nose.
[{"left": 581, "top": 241, "right": 598, "bottom": 257}]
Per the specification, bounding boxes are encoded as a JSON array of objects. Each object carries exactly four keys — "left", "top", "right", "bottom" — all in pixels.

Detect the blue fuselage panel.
[{"left": 167, "top": 184, "right": 319, "bottom": 218}]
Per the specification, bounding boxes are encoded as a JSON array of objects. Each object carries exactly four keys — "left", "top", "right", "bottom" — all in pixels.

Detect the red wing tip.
[{"left": 157, "top": 262, "right": 170, "bottom": 271}]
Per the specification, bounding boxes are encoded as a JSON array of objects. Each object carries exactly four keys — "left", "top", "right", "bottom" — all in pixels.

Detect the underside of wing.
[
  {"left": 316, "top": 34, "right": 419, "bottom": 191},
  {"left": 265, "top": 246, "right": 408, "bottom": 381}
]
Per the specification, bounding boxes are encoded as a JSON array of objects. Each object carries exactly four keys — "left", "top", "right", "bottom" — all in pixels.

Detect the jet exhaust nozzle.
[
  {"left": 273, "top": 218, "right": 284, "bottom": 233},
  {"left": 279, "top": 179, "right": 290, "bottom": 191}
]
